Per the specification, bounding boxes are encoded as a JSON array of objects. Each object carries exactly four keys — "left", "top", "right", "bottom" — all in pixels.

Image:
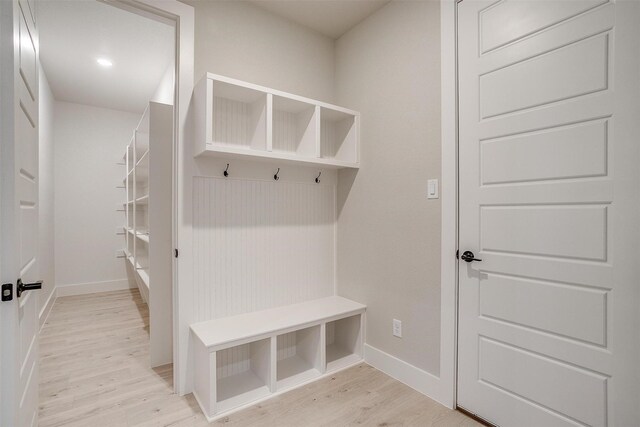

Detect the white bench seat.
[{"left": 190, "top": 296, "right": 366, "bottom": 421}]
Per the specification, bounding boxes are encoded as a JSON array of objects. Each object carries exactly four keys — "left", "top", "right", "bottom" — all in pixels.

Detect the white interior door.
[
  {"left": 457, "top": 1, "right": 640, "bottom": 426},
  {"left": 0, "top": 0, "right": 41, "bottom": 426}
]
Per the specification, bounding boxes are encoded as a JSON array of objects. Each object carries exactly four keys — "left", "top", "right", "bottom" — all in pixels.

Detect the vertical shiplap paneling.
[
  {"left": 277, "top": 332, "right": 297, "bottom": 361},
  {"left": 213, "top": 97, "right": 250, "bottom": 147},
  {"left": 193, "top": 176, "right": 336, "bottom": 322},
  {"left": 273, "top": 110, "right": 297, "bottom": 153},
  {"left": 216, "top": 344, "right": 250, "bottom": 379}
]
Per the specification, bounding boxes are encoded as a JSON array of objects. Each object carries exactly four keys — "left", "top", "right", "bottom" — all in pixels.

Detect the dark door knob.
[
  {"left": 17, "top": 278, "right": 42, "bottom": 298},
  {"left": 460, "top": 251, "right": 482, "bottom": 263}
]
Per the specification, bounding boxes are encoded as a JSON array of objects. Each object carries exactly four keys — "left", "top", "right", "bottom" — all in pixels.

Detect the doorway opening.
[{"left": 36, "top": 0, "right": 178, "bottom": 423}]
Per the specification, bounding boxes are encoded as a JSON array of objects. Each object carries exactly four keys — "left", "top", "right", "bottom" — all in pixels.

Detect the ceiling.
[
  {"left": 38, "top": 0, "right": 174, "bottom": 114},
  {"left": 249, "top": 0, "right": 390, "bottom": 39}
]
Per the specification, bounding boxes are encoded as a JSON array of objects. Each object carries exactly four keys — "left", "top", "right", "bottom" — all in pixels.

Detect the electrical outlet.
[{"left": 393, "top": 319, "right": 402, "bottom": 338}]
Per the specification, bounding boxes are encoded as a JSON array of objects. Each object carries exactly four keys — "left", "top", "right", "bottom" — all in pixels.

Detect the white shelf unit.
[
  {"left": 194, "top": 73, "right": 360, "bottom": 169},
  {"left": 191, "top": 296, "right": 366, "bottom": 422},
  {"left": 121, "top": 101, "right": 173, "bottom": 368}
]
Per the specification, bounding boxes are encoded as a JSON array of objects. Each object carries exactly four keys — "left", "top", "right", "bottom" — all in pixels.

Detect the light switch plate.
[{"left": 427, "top": 179, "right": 439, "bottom": 199}]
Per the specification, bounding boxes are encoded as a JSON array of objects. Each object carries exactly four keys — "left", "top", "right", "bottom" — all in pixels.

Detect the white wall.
[
  {"left": 53, "top": 102, "right": 140, "bottom": 292},
  {"left": 335, "top": 1, "right": 442, "bottom": 375},
  {"left": 182, "top": 0, "right": 336, "bottom": 103},
  {"left": 38, "top": 66, "right": 55, "bottom": 319}
]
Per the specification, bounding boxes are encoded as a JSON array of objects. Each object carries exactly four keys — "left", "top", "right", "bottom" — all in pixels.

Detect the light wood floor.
[{"left": 39, "top": 289, "right": 480, "bottom": 426}]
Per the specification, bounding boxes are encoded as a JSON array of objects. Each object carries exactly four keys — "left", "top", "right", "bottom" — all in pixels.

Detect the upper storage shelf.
[{"left": 194, "top": 73, "right": 360, "bottom": 169}]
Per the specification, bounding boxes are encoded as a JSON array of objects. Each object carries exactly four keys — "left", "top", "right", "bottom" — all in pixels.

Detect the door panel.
[
  {"left": 479, "top": 0, "right": 607, "bottom": 53},
  {"left": 480, "top": 119, "right": 608, "bottom": 185},
  {"left": 480, "top": 204, "right": 608, "bottom": 261},
  {"left": 458, "top": 1, "right": 640, "bottom": 425},
  {"left": 479, "top": 273, "right": 607, "bottom": 346},
  {"left": 479, "top": 337, "right": 608, "bottom": 427},
  {"left": 479, "top": 34, "right": 609, "bottom": 119}
]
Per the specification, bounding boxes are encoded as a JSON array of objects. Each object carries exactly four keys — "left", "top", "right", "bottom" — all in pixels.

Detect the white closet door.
[{"left": 457, "top": 1, "right": 640, "bottom": 426}]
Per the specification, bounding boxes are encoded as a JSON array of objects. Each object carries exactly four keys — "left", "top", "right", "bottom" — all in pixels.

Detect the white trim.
[
  {"left": 364, "top": 344, "right": 446, "bottom": 406},
  {"left": 56, "top": 279, "right": 134, "bottom": 297},
  {"left": 440, "top": 0, "right": 458, "bottom": 410},
  {"left": 39, "top": 287, "right": 57, "bottom": 329}
]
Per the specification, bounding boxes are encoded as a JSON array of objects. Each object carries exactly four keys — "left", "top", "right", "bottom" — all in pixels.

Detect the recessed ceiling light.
[{"left": 97, "top": 58, "right": 113, "bottom": 67}]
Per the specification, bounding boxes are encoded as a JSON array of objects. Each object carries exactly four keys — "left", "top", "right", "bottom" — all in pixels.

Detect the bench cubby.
[
  {"left": 276, "top": 326, "right": 322, "bottom": 390},
  {"left": 215, "top": 338, "right": 272, "bottom": 413},
  {"left": 326, "top": 315, "right": 363, "bottom": 372}
]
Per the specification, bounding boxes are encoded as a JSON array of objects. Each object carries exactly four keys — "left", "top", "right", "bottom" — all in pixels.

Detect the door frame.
[
  {"left": 100, "top": 0, "right": 193, "bottom": 394},
  {"left": 439, "top": 0, "right": 459, "bottom": 410}
]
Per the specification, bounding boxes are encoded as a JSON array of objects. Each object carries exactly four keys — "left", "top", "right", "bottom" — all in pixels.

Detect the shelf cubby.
[
  {"left": 211, "top": 79, "right": 268, "bottom": 151},
  {"left": 325, "top": 314, "right": 363, "bottom": 372},
  {"left": 216, "top": 339, "right": 272, "bottom": 413},
  {"left": 276, "top": 326, "right": 322, "bottom": 390},
  {"left": 272, "top": 95, "right": 317, "bottom": 157},
  {"left": 320, "top": 107, "right": 358, "bottom": 164}
]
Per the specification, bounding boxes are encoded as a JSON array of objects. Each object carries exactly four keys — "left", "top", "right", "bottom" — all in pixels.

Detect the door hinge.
[
  {"left": 2, "top": 283, "right": 13, "bottom": 301},
  {"left": 174, "top": 249, "right": 179, "bottom": 258}
]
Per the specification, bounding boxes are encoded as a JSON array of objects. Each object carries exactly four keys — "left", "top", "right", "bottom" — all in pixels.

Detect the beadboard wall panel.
[
  {"left": 193, "top": 176, "right": 336, "bottom": 322},
  {"left": 212, "top": 97, "right": 251, "bottom": 147}
]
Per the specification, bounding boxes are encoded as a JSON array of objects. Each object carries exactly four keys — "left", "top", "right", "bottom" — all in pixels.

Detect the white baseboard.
[
  {"left": 56, "top": 278, "right": 135, "bottom": 297},
  {"left": 364, "top": 344, "right": 445, "bottom": 406},
  {"left": 39, "top": 287, "right": 57, "bottom": 329}
]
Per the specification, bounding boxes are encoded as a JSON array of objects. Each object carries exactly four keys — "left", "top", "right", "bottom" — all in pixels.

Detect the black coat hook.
[
  {"left": 274, "top": 168, "right": 280, "bottom": 181},
  {"left": 223, "top": 163, "right": 230, "bottom": 177},
  {"left": 315, "top": 171, "right": 321, "bottom": 183}
]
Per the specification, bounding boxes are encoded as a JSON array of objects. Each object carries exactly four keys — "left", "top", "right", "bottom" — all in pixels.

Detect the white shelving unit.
[
  {"left": 194, "top": 73, "right": 360, "bottom": 169},
  {"left": 121, "top": 101, "right": 173, "bottom": 368},
  {"left": 191, "top": 296, "right": 365, "bottom": 421}
]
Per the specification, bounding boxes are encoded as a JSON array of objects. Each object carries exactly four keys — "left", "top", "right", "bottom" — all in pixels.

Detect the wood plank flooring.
[{"left": 39, "top": 289, "right": 480, "bottom": 426}]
